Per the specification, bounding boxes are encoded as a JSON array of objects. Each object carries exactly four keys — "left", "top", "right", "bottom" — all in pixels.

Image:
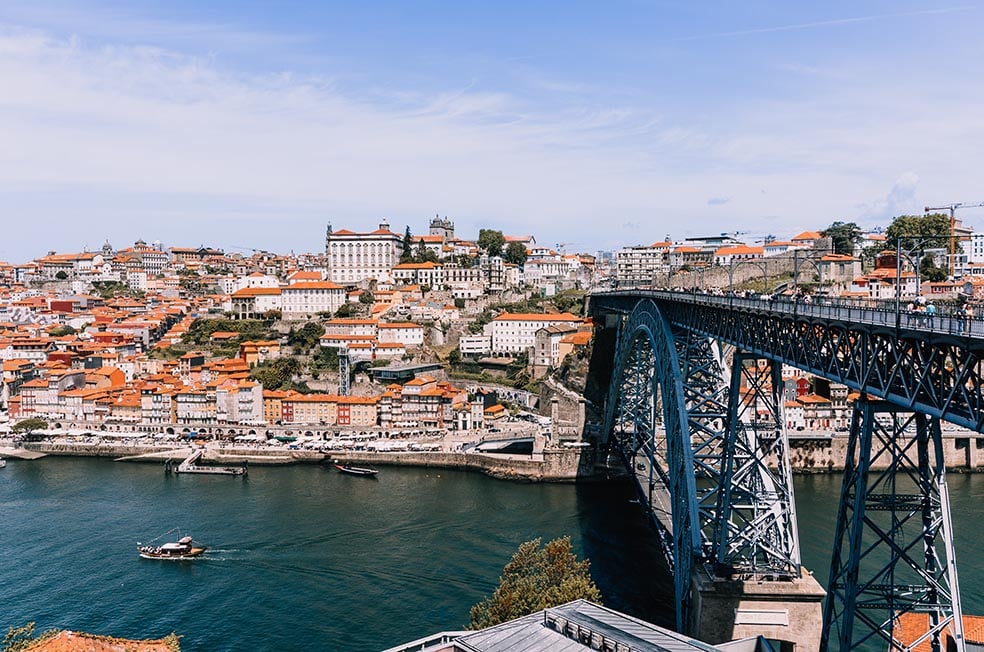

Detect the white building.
[
  {"left": 459, "top": 335, "right": 491, "bottom": 356},
  {"left": 615, "top": 242, "right": 671, "bottom": 286},
  {"left": 485, "top": 312, "right": 582, "bottom": 355},
  {"left": 377, "top": 322, "right": 425, "bottom": 347},
  {"left": 392, "top": 262, "right": 445, "bottom": 287},
  {"left": 281, "top": 281, "right": 346, "bottom": 320},
  {"left": 230, "top": 287, "right": 282, "bottom": 319},
  {"left": 324, "top": 220, "right": 403, "bottom": 283}
]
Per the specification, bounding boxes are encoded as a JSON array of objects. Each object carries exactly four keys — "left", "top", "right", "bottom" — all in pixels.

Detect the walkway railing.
[{"left": 599, "top": 289, "right": 984, "bottom": 339}]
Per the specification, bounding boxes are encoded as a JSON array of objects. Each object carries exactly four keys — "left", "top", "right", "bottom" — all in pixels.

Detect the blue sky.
[{"left": 1, "top": 1, "right": 983, "bottom": 261}]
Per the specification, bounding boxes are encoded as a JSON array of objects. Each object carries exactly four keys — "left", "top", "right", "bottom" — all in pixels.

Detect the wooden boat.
[
  {"left": 333, "top": 463, "right": 378, "bottom": 477},
  {"left": 137, "top": 535, "right": 207, "bottom": 560}
]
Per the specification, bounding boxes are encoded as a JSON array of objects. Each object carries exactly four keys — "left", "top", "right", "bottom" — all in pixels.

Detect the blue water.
[
  {"left": 0, "top": 458, "right": 669, "bottom": 650},
  {"left": 3, "top": 459, "right": 982, "bottom": 650}
]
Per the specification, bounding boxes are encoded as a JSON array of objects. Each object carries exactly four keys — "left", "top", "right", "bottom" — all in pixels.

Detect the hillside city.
[{"left": 0, "top": 214, "right": 977, "bottom": 438}]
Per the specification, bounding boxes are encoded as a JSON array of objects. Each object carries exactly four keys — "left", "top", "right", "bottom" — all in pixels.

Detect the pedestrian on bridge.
[{"left": 925, "top": 302, "right": 937, "bottom": 328}]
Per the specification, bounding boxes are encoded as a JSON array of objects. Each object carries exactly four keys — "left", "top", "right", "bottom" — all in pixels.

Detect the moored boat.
[
  {"left": 0, "top": 458, "right": 6, "bottom": 468},
  {"left": 333, "top": 463, "right": 378, "bottom": 477},
  {"left": 137, "top": 535, "right": 207, "bottom": 560}
]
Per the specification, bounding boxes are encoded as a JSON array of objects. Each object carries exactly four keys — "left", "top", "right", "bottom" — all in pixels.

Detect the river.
[{"left": 1, "top": 459, "right": 982, "bottom": 650}]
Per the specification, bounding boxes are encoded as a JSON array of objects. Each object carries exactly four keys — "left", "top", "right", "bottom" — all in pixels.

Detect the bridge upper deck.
[
  {"left": 592, "top": 289, "right": 984, "bottom": 340},
  {"left": 591, "top": 289, "right": 984, "bottom": 431}
]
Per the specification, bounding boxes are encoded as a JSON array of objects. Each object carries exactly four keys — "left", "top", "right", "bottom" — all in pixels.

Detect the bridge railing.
[{"left": 600, "top": 289, "right": 984, "bottom": 339}]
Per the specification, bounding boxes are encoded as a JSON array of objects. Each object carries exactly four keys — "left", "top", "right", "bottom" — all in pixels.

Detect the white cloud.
[{"left": 0, "top": 17, "right": 983, "bottom": 260}]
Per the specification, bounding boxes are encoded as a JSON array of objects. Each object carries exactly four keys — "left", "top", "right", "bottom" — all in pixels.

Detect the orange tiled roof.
[{"left": 23, "top": 630, "right": 178, "bottom": 652}]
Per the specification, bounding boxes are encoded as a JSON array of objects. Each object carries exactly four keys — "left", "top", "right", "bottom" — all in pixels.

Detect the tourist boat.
[
  {"left": 137, "top": 535, "right": 207, "bottom": 560},
  {"left": 333, "top": 463, "right": 378, "bottom": 477}
]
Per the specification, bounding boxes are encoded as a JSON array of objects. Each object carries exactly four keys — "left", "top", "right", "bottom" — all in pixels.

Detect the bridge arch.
[{"left": 602, "top": 299, "right": 701, "bottom": 631}]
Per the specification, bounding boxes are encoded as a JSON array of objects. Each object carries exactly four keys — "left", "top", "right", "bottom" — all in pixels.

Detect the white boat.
[
  {"left": 0, "top": 458, "right": 6, "bottom": 468},
  {"left": 137, "top": 534, "right": 207, "bottom": 560}
]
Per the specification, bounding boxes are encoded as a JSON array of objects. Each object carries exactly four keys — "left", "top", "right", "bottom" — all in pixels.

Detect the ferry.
[{"left": 137, "top": 535, "right": 207, "bottom": 560}]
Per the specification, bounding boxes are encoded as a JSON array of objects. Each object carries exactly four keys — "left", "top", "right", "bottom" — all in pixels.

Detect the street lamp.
[{"left": 893, "top": 234, "right": 950, "bottom": 326}]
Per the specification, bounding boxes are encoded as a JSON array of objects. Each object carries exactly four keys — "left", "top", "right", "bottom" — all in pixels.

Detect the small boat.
[
  {"left": 333, "top": 463, "right": 378, "bottom": 477},
  {"left": 0, "top": 458, "right": 6, "bottom": 468},
  {"left": 137, "top": 535, "right": 207, "bottom": 560}
]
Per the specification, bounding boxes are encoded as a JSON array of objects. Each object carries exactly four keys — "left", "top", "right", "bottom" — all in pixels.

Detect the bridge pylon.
[
  {"left": 690, "top": 351, "right": 825, "bottom": 651},
  {"left": 821, "top": 397, "right": 966, "bottom": 652}
]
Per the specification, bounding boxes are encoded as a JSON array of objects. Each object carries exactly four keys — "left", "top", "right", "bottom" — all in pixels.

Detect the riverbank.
[{"left": 0, "top": 436, "right": 594, "bottom": 481}]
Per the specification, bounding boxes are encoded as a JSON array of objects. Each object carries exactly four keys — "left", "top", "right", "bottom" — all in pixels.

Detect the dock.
[{"left": 165, "top": 448, "right": 247, "bottom": 476}]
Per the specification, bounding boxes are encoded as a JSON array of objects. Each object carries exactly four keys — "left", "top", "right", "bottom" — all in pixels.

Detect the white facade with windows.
[
  {"left": 485, "top": 312, "right": 581, "bottom": 354},
  {"left": 325, "top": 220, "right": 403, "bottom": 283},
  {"left": 281, "top": 282, "right": 346, "bottom": 319}
]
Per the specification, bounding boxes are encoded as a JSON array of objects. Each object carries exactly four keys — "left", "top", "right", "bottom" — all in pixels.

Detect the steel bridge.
[{"left": 589, "top": 290, "right": 983, "bottom": 652}]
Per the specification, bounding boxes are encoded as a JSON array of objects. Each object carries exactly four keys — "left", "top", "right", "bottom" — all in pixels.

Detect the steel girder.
[
  {"left": 654, "top": 299, "right": 984, "bottom": 433},
  {"left": 602, "top": 300, "right": 702, "bottom": 632},
  {"left": 821, "top": 397, "right": 965, "bottom": 652},
  {"left": 714, "top": 352, "right": 802, "bottom": 580},
  {"left": 673, "top": 328, "right": 730, "bottom": 559}
]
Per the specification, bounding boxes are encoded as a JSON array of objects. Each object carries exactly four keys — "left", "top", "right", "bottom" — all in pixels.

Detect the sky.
[{"left": 1, "top": 0, "right": 984, "bottom": 261}]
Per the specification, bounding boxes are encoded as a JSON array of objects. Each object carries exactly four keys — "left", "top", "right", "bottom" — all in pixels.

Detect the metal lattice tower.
[
  {"left": 338, "top": 347, "right": 351, "bottom": 396},
  {"left": 821, "top": 397, "right": 965, "bottom": 652},
  {"left": 713, "top": 352, "right": 801, "bottom": 580}
]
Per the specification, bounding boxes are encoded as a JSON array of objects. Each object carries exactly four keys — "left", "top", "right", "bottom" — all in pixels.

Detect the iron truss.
[
  {"left": 822, "top": 397, "right": 965, "bottom": 652},
  {"left": 600, "top": 293, "right": 984, "bottom": 433},
  {"left": 602, "top": 300, "right": 702, "bottom": 632},
  {"left": 714, "top": 352, "right": 801, "bottom": 580},
  {"left": 602, "top": 301, "right": 805, "bottom": 629}
]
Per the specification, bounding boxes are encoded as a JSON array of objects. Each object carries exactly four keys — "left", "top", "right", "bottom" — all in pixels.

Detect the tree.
[
  {"left": 3, "top": 623, "right": 57, "bottom": 652},
  {"left": 885, "top": 213, "right": 954, "bottom": 253},
  {"left": 400, "top": 226, "right": 414, "bottom": 263},
  {"left": 448, "top": 348, "right": 461, "bottom": 366},
  {"left": 54, "top": 270, "right": 69, "bottom": 280},
  {"left": 48, "top": 325, "right": 77, "bottom": 337},
  {"left": 503, "top": 241, "right": 528, "bottom": 266},
  {"left": 414, "top": 241, "right": 438, "bottom": 263},
  {"left": 359, "top": 291, "right": 374, "bottom": 305},
  {"left": 12, "top": 418, "right": 48, "bottom": 434},
  {"left": 335, "top": 303, "right": 357, "bottom": 318},
  {"left": 478, "top": 229, "right": 505, "bottom": 258},
  {"left": 468, "top": 536, "right": 601, "bottom": 629},
  {"left": 821, "top": 221, "right": 863, "bottom": 256},
  {"left": 886, "top": 213, "right": 958, "bottom": 280}
]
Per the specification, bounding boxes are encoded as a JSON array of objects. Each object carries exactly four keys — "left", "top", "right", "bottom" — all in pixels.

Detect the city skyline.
[{"left": 2, "top": 1, "right": 984, "bottom": 261}]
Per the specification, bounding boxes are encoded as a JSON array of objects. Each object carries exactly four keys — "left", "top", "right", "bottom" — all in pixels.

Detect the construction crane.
[{"left": 924, "top": 201, "right": 984, "bottom": 276}]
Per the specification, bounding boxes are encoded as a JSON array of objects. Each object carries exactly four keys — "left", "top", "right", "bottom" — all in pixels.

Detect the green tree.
[
  {"left": 503, "top": 241, "right": 528, "bottom": 266},
  {"left": 250, "top": 356, "right": 303, "bottom": 391},
  {"left": 335, "top": 303, "right": 357, "bottom": 318},
  {"left": 468, "top": 536, "right": 601, "bottom": 629},
  {"left": 3, "top": 623, "right": 57, "bottom": 652},
  {"left": 448, "top": 348, "right": 461, "bottom": 366},
  {"left": 287, "top": 322, "right": 325, "bottom": 353},
  {"left": 478, "top": 229, "right": 505, "bottom": 258},
  {"left": 359, "top": 291, "right": 374, "bottom": 304},
  {"left": 54, "top": 270, "right": 69, "bottom": 280},
  {"left": 12, "top": 418, "right": 48, "bottom": 434},
  {"left": 821, "top": 221, "right": 863, "bottom": 255},
  {"left": 886, "top": 213, "right": 958, "bottom": 280},
  {"left": 413, "top": 241, "right": 439, "bottom": 263},
  {"left": 49, "top": 325, "right": 77, "bottom": 337},
  {"left": 400, "top": 226, "right": 414, "bottom": 263},
  {"left": 885, "top": 213, "right": 954, "bottom": 253}
]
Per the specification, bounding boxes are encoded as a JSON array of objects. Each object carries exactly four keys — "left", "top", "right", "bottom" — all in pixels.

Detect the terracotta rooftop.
[{"left": 24, "top": 630, "right": 179, "bottom": 651}]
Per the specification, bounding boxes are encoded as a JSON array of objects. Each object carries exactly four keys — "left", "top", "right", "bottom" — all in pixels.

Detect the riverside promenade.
[{"left": 0, "top": 427, "right": 596, "bottom": 482}]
